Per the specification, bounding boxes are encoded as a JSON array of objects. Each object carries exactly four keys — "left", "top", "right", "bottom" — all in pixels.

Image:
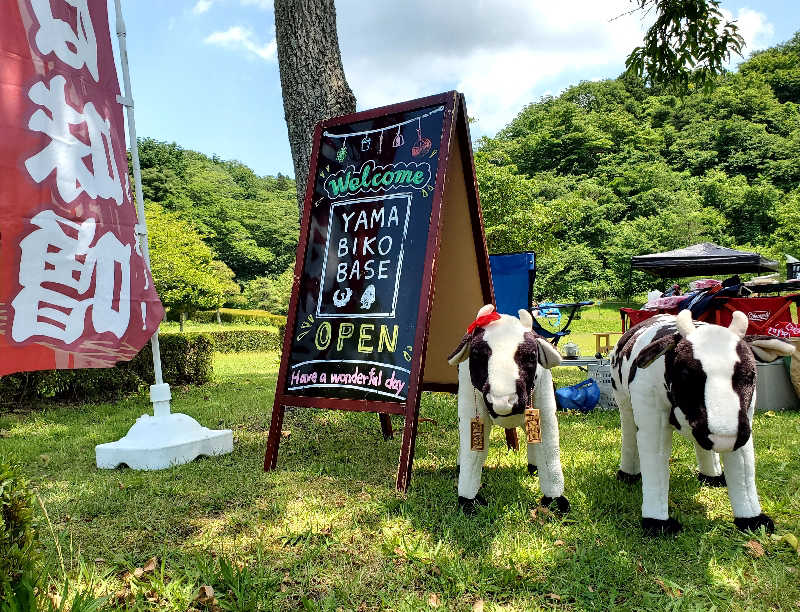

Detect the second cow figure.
[{"left": 448, "top": 304, "right": 569, "bottom": 515}]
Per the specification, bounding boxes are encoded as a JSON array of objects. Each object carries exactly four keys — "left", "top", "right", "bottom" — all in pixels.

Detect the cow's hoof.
[
  {"left": 528, "top": 463, "right": 538, "bottom": 476},
  {"left": 616, "top": 469, "right": 641, "bottom": 484},
  {"left": 458, "top": 493, "right": 488, "bottom": 516},
  {"left": 642, "top": 517, "right": 682, "bottom": 536},
  {"left": 698, "top": 472, "right": 726, "bottom": 487},
  {"left": 540, "top": 495, "right": 570, "bottom": 514},
  {"left": 734, "top": 513, "right": 775, "bottom": 534}
]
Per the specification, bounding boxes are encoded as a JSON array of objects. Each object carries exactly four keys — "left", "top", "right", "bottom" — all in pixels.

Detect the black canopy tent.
[{"left": 631, "top": 242, "right": 779, "bottom": 277}]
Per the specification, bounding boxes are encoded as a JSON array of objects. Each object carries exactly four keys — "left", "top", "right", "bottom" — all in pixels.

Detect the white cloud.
[
  {"left": 722, "top": 7, "right": 775, "bottom": 61},
  {"left": 192, "top": 0, "right": 213, "bottom": 15},
  {"left": 334, "top": 0, "right": 775, "bottom": 137},
  {"left": 204, "top": 26, "right": 277, "bottom": 62},
  {"left": 191, "top": 0, "right": 271, "bottom": 14}
]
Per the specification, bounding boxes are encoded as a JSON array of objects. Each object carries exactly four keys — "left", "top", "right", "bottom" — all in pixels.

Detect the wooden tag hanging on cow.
[
  {"left": 525, "top": 406, "right": 541, "bottom": 444},
  {"left": 470, "top": 417, "right": 485, "bottom": 451}
]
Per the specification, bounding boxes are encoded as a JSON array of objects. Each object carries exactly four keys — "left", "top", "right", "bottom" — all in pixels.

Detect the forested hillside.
[
  {"left": 138, "top": 34, "right": 799, "bottom": 312},
  {"left": 475, "top": 32, "right": 800, "bottom": 300},
  {"left": 137, "top": 138, "right": 298, "bottom": 314}
]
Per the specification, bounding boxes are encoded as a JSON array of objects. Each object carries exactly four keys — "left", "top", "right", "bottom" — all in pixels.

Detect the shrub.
[
  {"left": 0, "top": 333, "right": 213, "bottom": 407},
  {"left": 132, "top": 333, "right": 214, "bottom": 386},
  {"left": 0, "top": 460, "right": 39, "bottom": 599},
  {"left": 192, "top": 308, "right": 287, "bottom": 327},
  {"left": 204, "top": 329, "right": 283, "bottom": 353},
  {"left": 242, "top": 268, "right": 294, "bottom": 315}
]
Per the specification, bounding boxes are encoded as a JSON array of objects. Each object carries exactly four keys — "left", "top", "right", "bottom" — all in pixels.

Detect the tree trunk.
[
  {"left": 179, "top": 312, "right": 186, "bottom": 333},
  {"left": 274, "top": 0, "right": 356, "bottom": 217},
  {"left": 216, "top": 309, "right": 222, "bottom": 324}
]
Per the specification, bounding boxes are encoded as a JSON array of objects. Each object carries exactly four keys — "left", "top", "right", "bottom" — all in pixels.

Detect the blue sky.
[{"left": 109, "top": 0, "right": 798, "bottom": 178}]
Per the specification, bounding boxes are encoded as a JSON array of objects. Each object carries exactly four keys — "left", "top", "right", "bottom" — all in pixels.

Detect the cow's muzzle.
[{"left": 486, "top": 391, "right": 518, "bottom": 416}]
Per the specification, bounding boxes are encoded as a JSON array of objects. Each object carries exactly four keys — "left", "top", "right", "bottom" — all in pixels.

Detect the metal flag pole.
[
  {"left": 95, "top": 0, "right": 232, "bottom": 469},
  {"left": 112, "top": 0, "right": 169, "bottom": 417}
]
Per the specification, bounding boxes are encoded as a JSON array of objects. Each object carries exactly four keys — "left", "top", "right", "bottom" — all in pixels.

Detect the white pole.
[
  {"left": 96, "top": 0, "right": 232, "bottom": 469},
  {"left": 113, "top": 0, "right": 170, "bottom": 417}
]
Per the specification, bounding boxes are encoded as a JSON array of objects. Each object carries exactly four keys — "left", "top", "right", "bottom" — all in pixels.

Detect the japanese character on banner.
[
  {"left": 29, "top": 0, "right": 99, "bottom": 81},
  {"left": 25, "top": 75, "right": 123, "bottom": 206},
  {"left": 11, "top": 210, "right": 131, "bottom": 345}
]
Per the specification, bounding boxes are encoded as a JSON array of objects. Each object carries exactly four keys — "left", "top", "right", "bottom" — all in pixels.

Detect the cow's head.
[
  {"left": 448, "top": 304, "right": 562, "bottom": 419},
  {"left": 635, "top": 310, "right": 795, "bottom": 452}
]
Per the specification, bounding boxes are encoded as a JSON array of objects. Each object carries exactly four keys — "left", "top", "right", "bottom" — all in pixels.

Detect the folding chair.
[{"left": 488, "top": 252, "right": 592, "bottom": 345}]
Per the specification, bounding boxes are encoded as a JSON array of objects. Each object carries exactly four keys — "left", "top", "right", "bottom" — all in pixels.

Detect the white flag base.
[{"left": 95, "top": 384, "right": 233, "bottom": 470}]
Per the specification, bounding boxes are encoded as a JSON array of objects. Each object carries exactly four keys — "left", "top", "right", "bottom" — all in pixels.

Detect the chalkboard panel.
[
  {"left": 284, "top": 101, "right": 447, "bottom": 403},
  {"left": 265, "top": 91, "right": 497, "bottom": 491}
]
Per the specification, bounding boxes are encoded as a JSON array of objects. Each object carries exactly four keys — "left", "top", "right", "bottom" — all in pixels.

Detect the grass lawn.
[{"left": 2, "top": 347, "right": 799, "bottom": 611}]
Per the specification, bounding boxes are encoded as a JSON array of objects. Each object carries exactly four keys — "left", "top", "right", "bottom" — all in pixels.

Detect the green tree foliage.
[
  {"left": 477, "top": 32, "right": 800, "bottom": 299},
  {"left": 145, "top": 203, "right": 236, "bottom": 324},
  {"left": 624, "top": 0, "right": 744, "bottom": 93},
  {"left": 242, "top": 266, "right": 294, "bottom": 315},
  {"left": 137, "top": 139, "right": 298, "bottom": 282}
]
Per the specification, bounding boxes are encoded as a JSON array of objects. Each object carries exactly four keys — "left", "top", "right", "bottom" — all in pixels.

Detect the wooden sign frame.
[{"left": 264, "top": 91, "right": 500, "bottom": 491}]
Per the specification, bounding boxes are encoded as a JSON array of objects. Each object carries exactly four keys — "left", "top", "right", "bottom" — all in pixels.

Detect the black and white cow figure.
[
  {"left": 448, "top": 304, "right": 568, "bottom": 515},
  {"left": 610, "top": 309, "right": 795, "bottom": 535}
]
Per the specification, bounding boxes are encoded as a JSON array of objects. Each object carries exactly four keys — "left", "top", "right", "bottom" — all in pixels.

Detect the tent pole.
[{"left": 627, "top": 264, "right": 632, "bottom": 304}]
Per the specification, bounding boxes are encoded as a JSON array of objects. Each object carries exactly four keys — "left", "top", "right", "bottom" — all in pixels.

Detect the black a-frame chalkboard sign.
[{"left": 264, "top": 91, "right": 499, "bottom": 491}]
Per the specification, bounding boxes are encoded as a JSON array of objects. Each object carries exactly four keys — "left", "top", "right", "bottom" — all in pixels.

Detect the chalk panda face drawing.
[{"left": 360, "top": 284, "right": 376, "bottom": 309}]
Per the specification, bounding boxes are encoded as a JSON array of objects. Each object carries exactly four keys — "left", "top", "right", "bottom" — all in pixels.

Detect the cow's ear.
[
  {"left": 746, "top": 336, "right": 796, "bottom": 362},
  {"left": 448, "top": 333, "right": 472, "bottom": 365},
  {"left": 635, "top": 333, "right": 681, "bottom": 369},
  {"left": 535, "top": 337, "right": 562, "bottom": 369},
  {"left": 518, "top": 309, "right": 533, "bottom": 330}
]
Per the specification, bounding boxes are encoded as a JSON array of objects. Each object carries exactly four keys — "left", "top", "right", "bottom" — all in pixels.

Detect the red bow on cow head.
[{"left": 466, "top": 311, "right": 501, "bottom": 334}]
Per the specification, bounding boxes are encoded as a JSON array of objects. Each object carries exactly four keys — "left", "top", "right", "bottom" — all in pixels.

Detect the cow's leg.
[
  {"left": 617, "top": 395, "right": 641, "bottom": 484},
  {"left": 532, "top": 369, "right": 569, "bottom": 513},
  {"left": 721, "top": 438, "right": 774, "bottom": 533},
  {"left": 457, "top": 362, "right": 491, "bottom": 515},
  {"left": 694, "top": 442, "right": 725, "bottom": 487},
  {"left": 634, "top": 403, "right": 680, "bottom": 535}
]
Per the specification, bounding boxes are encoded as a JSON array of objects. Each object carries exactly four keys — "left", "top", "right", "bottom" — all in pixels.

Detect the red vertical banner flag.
[{"left": 0, "top": 0, "right": 164, "bottom": 376}]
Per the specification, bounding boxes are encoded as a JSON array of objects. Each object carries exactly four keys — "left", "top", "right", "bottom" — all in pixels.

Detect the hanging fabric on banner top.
[{"left": 0, "top": 0, "right": 164, "bottom": 377}]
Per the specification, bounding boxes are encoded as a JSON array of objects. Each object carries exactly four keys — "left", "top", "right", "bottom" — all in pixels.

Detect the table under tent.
[{"left": 623, "top": 242, "right": 800, "bottom": 410}]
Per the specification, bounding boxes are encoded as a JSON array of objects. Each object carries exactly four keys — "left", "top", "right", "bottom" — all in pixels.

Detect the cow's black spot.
[
  {"left": 637, "top": 325, "right": 679, "bottom": 380},
  {"left": 731, "top": 342, "right": 755, "bottom": 450},
  {"left": 665, "top": 341, "right": 713, "bottom": 450},
  {"left": 468, "top": 328, "right": 490, "bottom": 395},
  {"left": 511, "top": 333, "right": 540, "bottom": 415}
]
